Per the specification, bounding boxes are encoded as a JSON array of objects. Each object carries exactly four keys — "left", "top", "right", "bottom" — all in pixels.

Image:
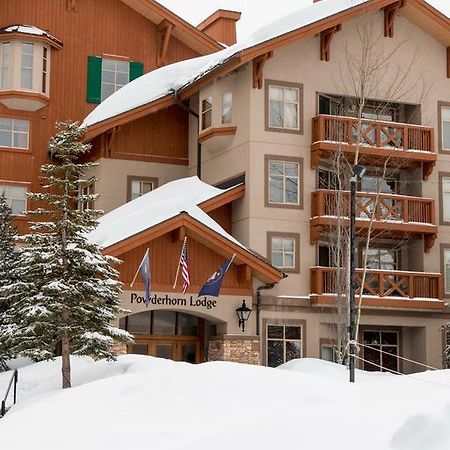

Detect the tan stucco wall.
[{"left": 87, "top": 158, "right": 188, "bottom": 214}]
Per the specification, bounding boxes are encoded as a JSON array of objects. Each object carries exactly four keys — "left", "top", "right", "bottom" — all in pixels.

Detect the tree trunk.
[{"left": 61, "top": 308, "right": 71, "bottom": 389}]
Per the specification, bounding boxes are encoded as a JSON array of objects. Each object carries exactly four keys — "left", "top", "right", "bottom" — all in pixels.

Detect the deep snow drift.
[{"left": 1, "top": 356, "right": 449, "bottom": 449}]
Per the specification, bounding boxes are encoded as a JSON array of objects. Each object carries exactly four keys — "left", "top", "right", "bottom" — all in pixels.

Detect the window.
[
  {"left": 440, "top": 103, "right": 450, "bottom": 152},
  {"left": 321, "top": 345, "right": 336, "bottom": 362},
  {"left": 0, "top": 42, "right": 10, "bottom": 89},
  {"left": 127, "top": 176, "right": 158, "bottom": 202},
  {"left": 101, "top": 58, "right": 129, "bottom": 101},
  {"left": 318, "top": 167, "right": 340, "bottom": 190},
  {"left": 0, "top": 118, "right": 29, "bottom": 149},
  {"left": 42, "top": 47, "right": 48, "bottom": 94},
  {"left": 222, "top": 91, "right": 232, "bottom": 124},
  {"left": 265, "top": 156, "right": 302, "bottom": 208},
  {"left": 443, "top": 248, "right": 450, "bottom": 296},
  {"left": 0, "top": 184, "right": 27, "bottom": 215},
  {"left": 266, "top": 80, "right": 303, "bottom": 133},
  {"left": 267, "top": 232, "right": 300, "bottom": 273},
  {"left": 78, "top": 180, "right": 95, "bottom": 212},
  {"left": 20, "top": 43, "right": 33, "bottom": 89},
  {"left": 267, "top": 324, "right": 302, "bottom": 367},
  {"left": 201, "top": 96, "right": 212, "bottom": 130},
  {"left": 86, "top": 56, "right": 143, "bottom": 104},
  {"left": 440, "top": 173, "right": 450, "bottom": 224},
  {"left": 442, "top": 325, "right": 450, "bottom": 368},
  {"left": 362, "top": 330, "right": 399, "bottom": 373},
  {"left": 360, "top": 175, "right": 398, "bottom": 194},
  {"left": 362, "top": 247, "right": 398, "bottom": 271}
]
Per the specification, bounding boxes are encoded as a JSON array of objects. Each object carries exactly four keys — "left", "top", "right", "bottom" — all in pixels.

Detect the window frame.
[
  {"left": 262, "top": 318, "right": 306, "bottom": 367},
  {"left": 127, "top": 176, "right": 158, "bottom": 202},
  {"left": 267, "top": 231, "right": 300, "bottom": 274},
  {"left": 201, "top": 95, "right": 212, "bottom": 131},
  {"left": 438, "top": 101, "right": 450, "bottom": 154},
  {"left": 0, "top": 41, "right": 11, "bottom": 89},
  {"left": 361, "top": 329, "right": 400, "bottom": 373},
  {"left": 264, "top": 155, "right": 303, "bottom": 209},
  {"left": 0, "top": 117, "right": 30, "bottom": 150},
  {"left": 439, "top": 172, "right": 450, "bottom": 226},
  {"left": 78, "top": 179, "right": 95, "bottom": 212},
  {"left": 20, "top": 42, "right": 34, "bottom": 90},
  {"left": 265, "top": 79, "right": 303, "bottom": 135},
  {"left": 0, "top": 183, "right": 27, "bottom": 216}
]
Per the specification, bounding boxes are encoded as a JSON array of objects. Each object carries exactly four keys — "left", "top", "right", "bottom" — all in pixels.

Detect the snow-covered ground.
[{"left": 1, "top": 356, "right": 449, "bottom": 449}]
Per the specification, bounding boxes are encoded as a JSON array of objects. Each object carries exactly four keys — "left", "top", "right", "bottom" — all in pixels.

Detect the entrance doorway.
[{"left": 120, "top": 310, "right": 216, "bottom": 363}]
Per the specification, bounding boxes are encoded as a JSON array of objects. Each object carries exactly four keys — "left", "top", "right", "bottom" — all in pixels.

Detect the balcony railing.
[
  {"left": 311, "top": 189, "right": 435, "bottom": 224},
  {"left": 311, "top": 115, "right": 436, "bottom": 178},
  {"left": 310, "top": 190, "right": 437, "bottom": 250},
  {"left": 310, "top": 267, "right": 444, "bottom": 309}
]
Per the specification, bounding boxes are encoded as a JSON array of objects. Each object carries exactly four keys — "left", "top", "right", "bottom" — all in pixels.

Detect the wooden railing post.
[
  {"left": 379, "top": 272, "right": 384, "bottom": 297},
  {"left": 403, "top": 197, "right": 409, "bottom": 223},
  {"left": 409, "top": 274, "right": 414, "bottom": 299},
  {"left": 403, "top": 126, "right": 408, "bottom": 151}
]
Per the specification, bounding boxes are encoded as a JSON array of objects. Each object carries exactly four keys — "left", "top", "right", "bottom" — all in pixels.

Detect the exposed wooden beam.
[
  {"left": 383, "top": 0, "right": 405, "bottom": 38},
  {"left": 66, "top": 0, "right": 78, "bottom": 12},
  {"left": 237, "top": 264, "right": 252, "bottom": 283},
  {"left": 320, "top": 25, "right": 341, "bottom": 61},
  {"left": 252, "top": 51, "right": 273, "bottom": 89},
  {"left": 157, "top": 21, "right": 174, "bottom": 67}
]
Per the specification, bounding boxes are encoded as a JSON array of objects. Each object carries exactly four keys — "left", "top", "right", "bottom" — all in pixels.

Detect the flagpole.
[
  {"left": 172, "top": 236, "right": 187, "bottom": 289},
  {"left": 225, "top": 253, "right": 236, "bottom": 272},
  {"left": 130, "top": 248, "right": 149, "bottom": 288}
]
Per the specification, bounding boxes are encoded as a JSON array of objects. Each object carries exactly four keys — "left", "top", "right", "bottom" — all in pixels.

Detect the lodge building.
[{"left": 1, "top": 0, "right": 450, "bottom": 372}]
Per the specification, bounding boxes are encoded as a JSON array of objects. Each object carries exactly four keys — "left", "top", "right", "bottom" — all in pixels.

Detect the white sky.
[{"left": 157, "top": 0, "right": 450, "bottom": 40}]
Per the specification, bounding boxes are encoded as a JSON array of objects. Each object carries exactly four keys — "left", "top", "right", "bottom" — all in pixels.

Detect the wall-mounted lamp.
[{"left": 236, "top": 300, "right": 252, "bottom": 332}]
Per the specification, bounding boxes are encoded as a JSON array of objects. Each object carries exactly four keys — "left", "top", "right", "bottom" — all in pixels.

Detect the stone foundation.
[{"left": 208, "top": 335, "right": 261, "bottom": 365}]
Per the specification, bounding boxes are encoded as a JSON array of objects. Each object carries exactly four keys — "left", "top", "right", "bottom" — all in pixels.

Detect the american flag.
[{"left": 180, "top": 239, "right": 191, "bottom": 294}]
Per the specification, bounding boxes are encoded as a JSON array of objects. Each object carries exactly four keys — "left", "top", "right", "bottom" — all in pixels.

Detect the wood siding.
[
  {"left": 119, "top": 233, "right": 252, "bottom": 294},
  {"left": 0, "top": 0, "right": 201, "bottom": 213},
  {"left": 111, "top": 106, "right": 189, "bottom": 162}
]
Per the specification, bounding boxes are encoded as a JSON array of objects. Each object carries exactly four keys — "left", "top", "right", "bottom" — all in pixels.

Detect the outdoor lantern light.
[{"left": 236, "top": 300, "right": 252, "bottom": 332}]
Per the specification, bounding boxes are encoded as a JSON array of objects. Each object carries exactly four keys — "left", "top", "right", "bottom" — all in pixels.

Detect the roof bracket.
[
  {"left": 383, "top": 0, "right": 405, "bottom": 38},
  {"left": 252, "top": 51, "right": 273, "bottom": 89},
  {"left": 103, "top": 126, "right": 120, "bottom": 158},
  {"left": 320, "top": 25, "right": 341, "bottom": 62},
  {"left": 157, "top": 20, "right": 174, "bottom": 68}
]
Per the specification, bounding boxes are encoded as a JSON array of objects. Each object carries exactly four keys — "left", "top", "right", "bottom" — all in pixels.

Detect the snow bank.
[
  {"left": 88, "top": 176, "right": 246, "bottom": 249},
  {"left": 1, "top": 356, "right": 450, "bottom": 449}
]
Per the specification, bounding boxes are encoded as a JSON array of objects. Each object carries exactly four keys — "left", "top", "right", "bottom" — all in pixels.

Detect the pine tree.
[
  {"left": 0, "top": 196, "right": 19, "bottom": 371},
  {"left": 2, "top": 122, "right": 132, "bottom": 387}
]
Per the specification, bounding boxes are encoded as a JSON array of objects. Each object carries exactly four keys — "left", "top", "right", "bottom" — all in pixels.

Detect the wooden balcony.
[
  {"left": 311, "top": 114, "right": 436, "bottom": 179},
  {"left": 310, "top": 189, "right": 437, "bottom": 251},
  {"left": 310, "top": 267, "right": 445, "bottom": 310}
]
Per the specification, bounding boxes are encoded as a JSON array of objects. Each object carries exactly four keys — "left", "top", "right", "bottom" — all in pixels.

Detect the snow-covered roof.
[
  {"left": 0, "top": 24, "right": 62, "bottom": 47},
  {"left": 88, "top": 176, "right": 245, "bottom": 250},
  {"left": 83, "top": 0, "right": 449, "bottom": 130},
  {"left": 83, "top": 0, "right": 370, "bottom": 128}
]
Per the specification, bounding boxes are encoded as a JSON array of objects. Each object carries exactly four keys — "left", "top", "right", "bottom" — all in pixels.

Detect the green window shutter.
[
  {"left": 86, "top": 56, "right": 102, "bottom": 104},
  {"left": 129, "top": 61, "right": 144, "bottom": 81}
]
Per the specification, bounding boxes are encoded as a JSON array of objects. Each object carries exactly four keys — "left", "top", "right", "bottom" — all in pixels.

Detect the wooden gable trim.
[
  {"left": 199, "top": 184, "right": 245, "bottom": 213},
  {"left": 104, "top": 212, "right": 284, "bottom": 283},
  {"left": 253, "top": 52, "right": 273, "bottom": 89},
  {"left": 119, "top": 0, "right": 223, "bottom": 54},
  {"left": 320, "top": 25, "right": 341, "bottom": 61},
  {"left": 383, "top": 0, "right": 405, "bottom": 38},
  {"left": 157, "top": 20, "right": 174, "bottom": 67}
]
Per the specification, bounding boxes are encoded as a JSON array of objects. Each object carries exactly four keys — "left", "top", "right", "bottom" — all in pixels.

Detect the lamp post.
[
  {"left": 349, "top": 164, "right": 365, "bottom": 383},
  {"left": 236, "top": 300, "right": 252, "bottom": 332}
]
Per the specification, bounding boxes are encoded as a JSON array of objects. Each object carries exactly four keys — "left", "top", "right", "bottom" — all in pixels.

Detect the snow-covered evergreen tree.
[
  {"left": 0, "top": 195, "right": 19, "bottom": 371},
  {"left": 2, "top": 122, "right": 132, "bottom": 387}
]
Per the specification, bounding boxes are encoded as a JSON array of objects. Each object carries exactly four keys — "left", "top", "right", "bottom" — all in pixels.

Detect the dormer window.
[{"left": 0, "top": 25, "right": 62, "bottom": 111}]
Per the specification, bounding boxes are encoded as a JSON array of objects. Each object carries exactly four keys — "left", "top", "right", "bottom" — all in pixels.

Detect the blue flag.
[
  {"left": 139, "top": 251, "right": 151, "bottom": 307},
  {"left": 198, "top": 257, "right": 233, "bottom": 298}
]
